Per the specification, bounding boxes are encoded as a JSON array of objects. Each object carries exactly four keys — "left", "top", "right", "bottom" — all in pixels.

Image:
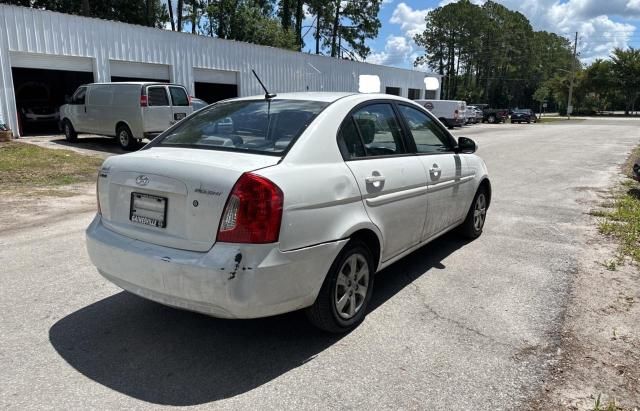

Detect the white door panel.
[
  {"left": 346, "top": 157, "right": 427, "bottom": 261},
  {"left": 417, "top": 154, "right": 474, "bottom": 239},
  {"left": 143, "top": 86, "right": 172, "bottom": 133}
]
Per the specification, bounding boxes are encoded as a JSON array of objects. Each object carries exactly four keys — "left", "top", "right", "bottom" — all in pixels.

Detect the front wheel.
[
  {"left": 63, "top": 120, "right": 77, "bottom": 142},
  {"left": 116, "top": 125, "right": 138, "bottom": 151},
  {"left": 488, "top": 115, "right": 496, "bottom": 124},
  {"left": 305, "top": 240, "right": 375, "bottom": 333},
  {"left": 459, "top": 187, "right": 489, "bottom": 239}
]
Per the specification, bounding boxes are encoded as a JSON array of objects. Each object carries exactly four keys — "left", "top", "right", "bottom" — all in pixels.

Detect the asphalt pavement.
[{"left": 1, "top": 120, "right": 639, "bottom": 410}]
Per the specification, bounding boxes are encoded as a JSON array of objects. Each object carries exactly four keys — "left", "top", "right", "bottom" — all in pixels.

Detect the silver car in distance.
[{"left": 86, "top": 92, "right": 491, "bottom": 333}]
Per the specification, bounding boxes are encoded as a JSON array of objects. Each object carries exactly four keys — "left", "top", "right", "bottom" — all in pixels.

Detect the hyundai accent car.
[{"left": 86, "top": 92, "right": 491, "bottom": 333}]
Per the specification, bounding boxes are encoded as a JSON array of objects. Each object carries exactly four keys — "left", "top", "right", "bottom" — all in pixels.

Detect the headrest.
[{"left": 356, "top": 118, "right": 375, "bottom": 144}]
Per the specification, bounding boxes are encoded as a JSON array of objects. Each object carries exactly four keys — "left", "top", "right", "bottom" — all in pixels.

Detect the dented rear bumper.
[{"left": 86, "top": 215, "right": 347, "bottom": 319}]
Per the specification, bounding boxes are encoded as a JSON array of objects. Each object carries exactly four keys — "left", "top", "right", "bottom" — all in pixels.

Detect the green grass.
[
  {"left": 0, "top": 141, "right": 103, "bottom": 190},
  {"left": 537, "top": 117, "right": 585, "bottom": 123},
  {"left": 593, "top": 146, "right": 640, "bottom": 264}
]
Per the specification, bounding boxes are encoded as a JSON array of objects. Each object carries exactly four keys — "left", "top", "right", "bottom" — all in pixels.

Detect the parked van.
[
  {"left": 414, "top": 99, "right": 464, "bottom": 129},
  {"left": 60, "top": 82, "right": 193, "bottom": 150}
]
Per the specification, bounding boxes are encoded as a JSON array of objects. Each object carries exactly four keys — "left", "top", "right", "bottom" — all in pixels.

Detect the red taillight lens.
[
  {"left": 140, "top": 95, "right": 148, "bottom": 107},
  {"left": 217, "top": 173, "right": 283, "bottom": 244}
]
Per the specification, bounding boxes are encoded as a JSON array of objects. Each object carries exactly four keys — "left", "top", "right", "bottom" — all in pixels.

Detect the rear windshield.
[{"left": 156, "top": 99, "right": 328, "bottom": 155}]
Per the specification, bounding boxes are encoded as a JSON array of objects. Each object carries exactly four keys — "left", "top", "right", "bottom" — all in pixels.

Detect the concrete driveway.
[{"left": 1, "top": 120, "right": 638, "bottom": 409}]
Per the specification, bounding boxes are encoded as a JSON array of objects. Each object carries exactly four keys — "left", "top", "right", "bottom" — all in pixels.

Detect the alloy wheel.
[
  {"left": 473, "top": 193, "right": 487, "bottom": 231},
  {"left": 334, "top": 253, "right": 369, "bottom": 320}
]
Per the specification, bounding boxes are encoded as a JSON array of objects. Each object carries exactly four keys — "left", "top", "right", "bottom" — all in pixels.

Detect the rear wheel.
[
  {"left": 63, "top": 120, "right": 77, "bottom": 142},
  {"left": 488, "top": 115, "right": 497, "bottom": 124},
  {"left": 459, "top": 186, "right": 489, "bottom": 239},
  {"left": 116, "top": 124, "right": 138, "bottom": 151},
  {"left": 306, "top": 240, "right": 374, "bottom": 333}
]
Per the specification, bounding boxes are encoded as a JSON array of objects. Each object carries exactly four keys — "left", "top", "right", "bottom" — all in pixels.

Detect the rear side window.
[
  {"left": 148, "top": 87, "right": 169, "bottom": 106},
  {"left": 337, "top": 103, "right": 406, "bottom": 159},
  {"left": 398, "top": 105, "right": 452, "bottom": 153},
  {"left": 156, "top": 99, "right": 328, "bottom": 155},
  {"left": 169, "top": 86, "right": 189, "bottom": 106}
]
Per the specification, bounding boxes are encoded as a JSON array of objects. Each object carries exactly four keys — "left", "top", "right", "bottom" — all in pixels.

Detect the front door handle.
[{"left": 430, "top": 164, "right": 442, "bottom": 179}]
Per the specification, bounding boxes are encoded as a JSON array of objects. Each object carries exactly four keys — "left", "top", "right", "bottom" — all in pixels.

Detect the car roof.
[
  {"left": 87, "top": 82, "right": 183, "bottom": 86},
  {"left": 232, "top": 92, "right": 357, "bottom": 103}
]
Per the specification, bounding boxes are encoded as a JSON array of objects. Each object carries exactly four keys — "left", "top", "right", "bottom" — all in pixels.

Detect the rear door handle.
[{"left": 365, "top": 175, "right": 386, "bottom": 184}]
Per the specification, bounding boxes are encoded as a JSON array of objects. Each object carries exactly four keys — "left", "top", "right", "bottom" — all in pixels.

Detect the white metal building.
[{"left": 0, "top": 4, "right": 441, "bottom": 136}]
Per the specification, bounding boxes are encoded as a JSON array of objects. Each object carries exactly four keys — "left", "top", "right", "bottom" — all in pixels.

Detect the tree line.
[
  {"left": 1, "top": 0, "right": 383, "bottom": 60},
  {"left": 413, "top": 0, "right": 640, "bottom": 114}
]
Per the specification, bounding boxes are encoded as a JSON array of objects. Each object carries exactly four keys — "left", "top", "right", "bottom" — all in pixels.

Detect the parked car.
[
  {"left": 86, "top": 92, "right": 491, "bottom": 333},
  {"left": 467, "top": 105, "right": 483, "bottom": 123},
  {"left": 472, "top": 104, "right": 508, "bottom": 124},
  {"left": 191, "top": 97, "right": 209, "bottom": 112},
  {"left": 414, "top": 99, "right": 465, "bottom": 129},
  {"left": 510, "top": 109, "right": 537, "bottom": 124},
  {"left": 16, "top": 82, "right": 59, "bottom": 125},
  {"left": 60, "top": 82, "right": 193, "bottom": 150}
]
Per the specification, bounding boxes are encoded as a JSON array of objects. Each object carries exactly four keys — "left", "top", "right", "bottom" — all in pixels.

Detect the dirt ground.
[{"left": 532, "top": 181, "right": 640, "bottom": 410}]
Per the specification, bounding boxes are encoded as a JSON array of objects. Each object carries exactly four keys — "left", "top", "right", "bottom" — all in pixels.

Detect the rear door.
[
  {"left": 168, "top": 86, "right": 192, "bottom": 125},
  {"left": 142, "top": 85, "right": 172, "bottom": 133},
  {"left": 339, "top": 102, "right": 428, "bottom": 261},
  {"left": 396, "top": 103, "right": 474, "bottom": 239}
]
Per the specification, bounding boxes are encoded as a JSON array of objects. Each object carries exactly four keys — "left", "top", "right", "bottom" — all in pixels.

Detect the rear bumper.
[{"left": 86, "top": 216, "right": 347, "bottom": 318}]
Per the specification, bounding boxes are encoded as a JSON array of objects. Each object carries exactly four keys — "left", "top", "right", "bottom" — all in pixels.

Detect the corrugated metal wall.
[{"left": 0, "top": 4, "right": 440, "bottom": 136}]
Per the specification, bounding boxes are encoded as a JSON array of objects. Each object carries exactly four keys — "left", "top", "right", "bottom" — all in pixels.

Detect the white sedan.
[{"left": 86, "top": 92, "right": 491, "bottom": 333}]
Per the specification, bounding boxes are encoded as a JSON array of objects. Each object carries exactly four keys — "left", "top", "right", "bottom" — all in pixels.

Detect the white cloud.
[
  {"left": 389, "top": 2, "right": 430, "bottom": 40},
  {"left": 367, "top": 35, "right": 413, "bottom": 65},
  {"left": 434, "top": 0, "right": 638, "bottom": 62}
]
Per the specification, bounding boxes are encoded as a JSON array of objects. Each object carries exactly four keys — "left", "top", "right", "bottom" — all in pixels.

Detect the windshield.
[{"left": 156, "top": 99, "right": 329, "bottom": 155}]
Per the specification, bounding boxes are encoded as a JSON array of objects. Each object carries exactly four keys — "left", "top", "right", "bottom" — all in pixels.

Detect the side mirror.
[{"left": 456, "top": 137, "right": 477, "bottom": 154}]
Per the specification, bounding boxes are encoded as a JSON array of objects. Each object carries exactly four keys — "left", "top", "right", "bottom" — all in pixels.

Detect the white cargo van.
[
  {"left": 414, "top": 99, "right": 464, "bottom": 129},
  {"left": 60, "top": 82, "right": 193, "bottom": 150}
]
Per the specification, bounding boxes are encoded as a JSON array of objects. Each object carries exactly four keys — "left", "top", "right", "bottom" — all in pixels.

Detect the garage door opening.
[
  {"left": 194, "top": 82, "right": 238, "bottom": 104},
  {"left": 12, "top": 67, "right": 94, "bottom": 136}
]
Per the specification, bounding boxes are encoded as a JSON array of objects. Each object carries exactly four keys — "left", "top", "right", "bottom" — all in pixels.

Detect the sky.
[{"left": 319, "top": 0, "right": 640, "bottom": 69}]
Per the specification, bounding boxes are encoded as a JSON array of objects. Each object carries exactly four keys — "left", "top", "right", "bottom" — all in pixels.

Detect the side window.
[
  {"left": 338, "top": 103, "right": 407, "bottom": 159},
  {"left": 148, "top": 87, "right": 169, "bottom": 106},
  {"left": 169, "top": 86, "right": 189, "bottom": 106},
  {"left": 398, "top": 105, "right": 453, "bottom": 153},
  {"left": 71, "top": 87, "right": 86, "bottom": 105}
]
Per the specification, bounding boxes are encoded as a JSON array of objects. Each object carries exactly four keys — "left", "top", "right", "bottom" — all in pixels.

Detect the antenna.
[{"left": 251, "top": 69, "right": 277, "bottom": 100}]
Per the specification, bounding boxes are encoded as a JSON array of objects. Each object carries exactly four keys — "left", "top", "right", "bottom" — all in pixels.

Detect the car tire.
[
  {"left": 488, "top": 115, "right": 496, "bottom": 124},
  {"left": 459, "top": 186, "right": 489, "bottom": 239},
  {"left": 527, "top": 120, "right": 531, "bottom": 124},
  {"left": 305, "top": 240, "right": 375, "bottom": 333},
  {"left": 63, "top": 120, "right": 77, "bottom": 142},
  {"left": 117, "top": 124, "right": 138, "bottom": 151}
]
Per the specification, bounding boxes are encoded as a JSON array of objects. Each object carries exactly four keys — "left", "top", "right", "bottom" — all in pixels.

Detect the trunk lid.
[{"left": 98, "top": 147, "right": 279, "bottom": 251}]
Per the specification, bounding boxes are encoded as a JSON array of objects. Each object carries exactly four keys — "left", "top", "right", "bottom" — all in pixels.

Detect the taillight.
[
  {"left": 217, "top": 173, "right": 283, "bottom": 244},
  {"left": 189, "top": 95, "right": 193, "bottom": 105},
  {"left": 140, "top": 95, "right": 148, "bottom": 107},
  {"left": 454, "top": 109, "right": 459, "bottom": 118}
]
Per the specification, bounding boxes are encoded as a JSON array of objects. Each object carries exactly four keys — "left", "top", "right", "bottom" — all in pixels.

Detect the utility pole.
[{"left": 567, "top": 31, "right": 578, "bottom": 119}]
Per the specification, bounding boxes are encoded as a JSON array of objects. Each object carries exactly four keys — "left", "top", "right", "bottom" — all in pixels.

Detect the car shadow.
[
  {"left": 48, "top": 136, "right": 129, "bottom": 156},
  {"left": 49, "top": 232, "right": 468, "bottom": 406}
]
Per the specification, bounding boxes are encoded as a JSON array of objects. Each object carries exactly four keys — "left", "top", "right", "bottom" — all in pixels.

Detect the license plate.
[
  {"left": 174, "top": 112, "right": 186, "bottom": 121},
  {"left": 130, "top": 193, "right": 167, "bottom": 228}
]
